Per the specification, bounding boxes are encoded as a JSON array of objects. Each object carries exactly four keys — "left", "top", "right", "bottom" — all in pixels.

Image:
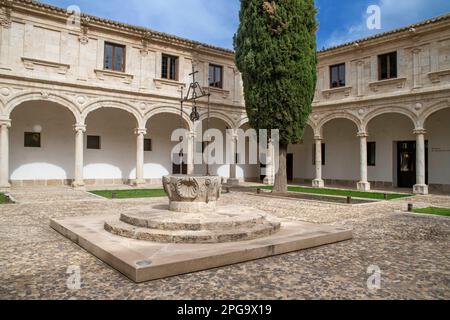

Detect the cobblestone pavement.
[{"left": 0, "top": 186, "right": 449, "bottom": 300}]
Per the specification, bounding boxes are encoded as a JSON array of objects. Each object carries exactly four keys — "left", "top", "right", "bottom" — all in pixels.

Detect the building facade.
[{"left": 0, "top": 0, "right": 449, "bottom": 194}]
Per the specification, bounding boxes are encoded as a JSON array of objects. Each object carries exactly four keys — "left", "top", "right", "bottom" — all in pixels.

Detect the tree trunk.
[{"left": 273, "top": 143, "right": 288, "bottom": 194}]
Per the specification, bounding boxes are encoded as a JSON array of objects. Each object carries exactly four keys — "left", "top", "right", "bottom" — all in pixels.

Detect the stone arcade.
[{"left": 0, "top": 1, "right": 449, "bottom": 194}]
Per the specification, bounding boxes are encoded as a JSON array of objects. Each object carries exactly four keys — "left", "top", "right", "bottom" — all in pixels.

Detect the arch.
[
  {"left": 144, "top": 105, "right": 193, "bottom": 132},
  {"left": 5, "top": 91, "right": 81, "bottom": 123},
  {"left": 317, "top": 112, "right": 363, "bottom": 134},
  {"left": 363, "top": 107, "right": 418, "bottom": 131},
  {"left": 198, "top": 111, "right": 235, "bottom": 129},
  {"left": 81, "top": 100, "right": 143, "bottom": 127},
  {"left": 236, "top": 116, "right": 250, "bottom": 129},
  {"left": 420, "top": 100, "right": 450, "bottom": 128}
]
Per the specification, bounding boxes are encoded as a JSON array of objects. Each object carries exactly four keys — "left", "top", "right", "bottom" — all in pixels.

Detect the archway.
[
  {"left": 424, "top": 107, "right": 450, "bottom": 192},
  {"left": 144, "top": 112, "right": 191, "bottom": 182},
  {"left": 367, "top": 112, "right": 416, "bottom": 188},
  {"left": 287, "top": 124, "right": 315, "bottom": 184},
  {"left": 321, "top": 118, "right": 359, "bottom": 187},
  {"left": 9, "top": 100, "right": 76, "bottom": 185},
  {"left": 83, "top": 108, "right": 138, "bottom": 184}
]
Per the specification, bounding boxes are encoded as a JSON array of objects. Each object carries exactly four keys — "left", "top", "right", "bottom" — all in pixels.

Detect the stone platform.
[
  {"left": 50, "top": 212, "right": 353, "bottom": 283},
  {"left": 105, "top": 206, "right": 281, "bottom": 243}
]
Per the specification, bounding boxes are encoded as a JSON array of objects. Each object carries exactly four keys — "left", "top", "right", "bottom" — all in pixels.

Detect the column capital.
[
  {"left": 413, "top": 128, "right": 427, "bottom": 135},
  {"left": 0, "top": 119, "right": 11, "bottom": 128},
  {"left": 357, "top": 131, "right": 369, "bottom": 138},
  {"left": 74, "top": 124, "right": 86, "bottom": 132},
  {"left": 314, "top": 135, "right": 323, "bottom": 141},
  {"left": 135, "top": 128, "right": 147, "bottom": 135}
]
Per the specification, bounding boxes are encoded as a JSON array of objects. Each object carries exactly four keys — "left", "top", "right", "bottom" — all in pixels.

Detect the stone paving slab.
[{"left": 50, "top": 214, "right": 352, "bottom": 283}]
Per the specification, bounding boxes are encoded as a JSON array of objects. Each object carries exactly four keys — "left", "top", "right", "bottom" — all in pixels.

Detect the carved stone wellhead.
[{"left": 162, "top": 175, "right": 223, "bottom": 213}]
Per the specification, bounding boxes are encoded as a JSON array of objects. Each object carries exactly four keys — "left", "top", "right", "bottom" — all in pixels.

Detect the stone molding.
[
  {"left": 322, "top": 86, "right": 352, "bottom": 99},
  {"left": 21, "top": 57, "right": 70, "bottom": 75},
  {"left": 428, "top": 69, "right": 450, "bottom": 83},
  {"left": 368, "top": 77, "right": 407, "bottom": 92},
  {"left": 94, "top": 69, "right": 134, "bottom": 84}
]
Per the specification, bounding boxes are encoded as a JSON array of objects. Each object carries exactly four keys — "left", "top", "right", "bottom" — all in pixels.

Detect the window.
[
  {"left": 367, "top": 142, "right": 376, "bottom": 166},
  {"left": 161, "top": 54, "right": 178, "bottom": 80},
  {"left": 312, "top": 143, "right": 326, "bottom": 166},
  {"left": 104, "top": 42, "right": 126, "bottom": 72},
  {"left": 209, "top": 64, "right": 223, "bottom": 88},
  {"left": 24, "top": 132, "right": 41, "bottom": 148},
  {"left": 330, "top": 63, "right": 346, "bottom": 88},
  {"left": 378, "top": 52, "right": 397, "bottom": 80},
  {"left": 144, "top": 139, "right": 152, "bottom": 152},
  {"left": 87, "top": 136, "right": 101, "bottom": 150}
]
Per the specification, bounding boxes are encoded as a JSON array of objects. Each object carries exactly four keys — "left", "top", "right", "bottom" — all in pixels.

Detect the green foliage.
[
  {"left": 255, "top": 186, "right": 412, "bottom": 200},
  {"left": 235, "top": 0, "right": 317, "bottom": 145},
  {"left": 413, "top": 207, "right": 450, "bottom": 217},
  {"left": 90, "top": 189, "right": 167, "bottom": 199}
]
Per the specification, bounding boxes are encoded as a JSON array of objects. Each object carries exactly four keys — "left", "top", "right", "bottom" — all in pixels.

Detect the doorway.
[
  {"left": 397, "top": 141, "right": 428, "bottom": 188},
  {"left": 287, "top": 153, "right": 294, "bottom": 182}
]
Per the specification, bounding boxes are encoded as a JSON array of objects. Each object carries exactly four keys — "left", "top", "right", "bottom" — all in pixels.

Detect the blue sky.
[{"left": 40, "top": 0, "right": 450, "bottom": 50}]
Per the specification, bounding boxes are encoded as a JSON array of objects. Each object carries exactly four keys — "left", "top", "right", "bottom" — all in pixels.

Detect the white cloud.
[{"left": 322, "top": 0, "right": 450, "bottom": 49}]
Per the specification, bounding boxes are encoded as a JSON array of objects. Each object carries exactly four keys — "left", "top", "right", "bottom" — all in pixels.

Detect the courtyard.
[{"left": 0, "top": 186, "right": 448, "bottom": 300}]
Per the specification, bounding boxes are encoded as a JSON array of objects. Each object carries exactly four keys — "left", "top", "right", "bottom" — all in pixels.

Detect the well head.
[{"left": 162, "top": 175, "right": 223, "bottom": 213}]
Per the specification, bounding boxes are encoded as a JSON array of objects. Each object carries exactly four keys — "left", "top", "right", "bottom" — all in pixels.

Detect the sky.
[{"left": 39, "top": 0, "right": 450, "bottom": 50}]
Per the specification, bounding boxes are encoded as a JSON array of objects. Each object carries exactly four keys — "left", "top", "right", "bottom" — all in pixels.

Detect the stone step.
[
  {"left": 120, "top": 210, "right": 267, "bottom": 231},
  {"left": 104, "top": 219, "right": 281, "bottom": 244}
]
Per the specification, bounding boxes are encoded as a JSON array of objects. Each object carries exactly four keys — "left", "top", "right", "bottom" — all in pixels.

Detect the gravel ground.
[{"left": 0, "top": 186, "right": 449, "bottom": 300}]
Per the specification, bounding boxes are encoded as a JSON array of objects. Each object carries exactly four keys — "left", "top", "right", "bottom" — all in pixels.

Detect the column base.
[
  {"left": 0, "top": 183, "right": 11, "bottom": 192},
  {"left": 72, "top": 181, "right": 85, "bottom": 190},
  {"left": 357, "top": 181, "right": 371, "bottom": 191},
  {"left": 312, "top": 179, "right": 325, "bottom": 188},
  {"left": 226, "top": 178, "right": 240, "bottom": 187},
  {"left": 413, "top": 184, "right": 429, "bottom": 195},
  {"left": 263, "top": 177, "right": 274, "bottom": 185},
  {"left": 133, "top": 180, "right": 147, "bottom": 187}
]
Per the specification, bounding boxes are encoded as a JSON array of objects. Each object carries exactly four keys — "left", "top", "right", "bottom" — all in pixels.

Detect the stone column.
[
  {"left": 312, "top": 136, "right": 325, "bottom": 188},
  {"left": 187, "top": 131, "right": 195, "bottom": 175},
  {"left": 0, "top": 119, "right": 11, "bottom": 190},
  {"left": 227, "top": 134, "right": 239, "bottom": 186},
  {"left": 263, "top": 139, "right": 275, "bottom": 185},
  {"left": 134, "top": 128, "right": 147, "bottom": 186},
  {"left": 72, "top": 124, "right": 86, "bottom": 189},
  {"left": 357, "top": 131, "right": 371, "bottom": 191},
  {"left": 412, "top": 48, "right": 422, "bottom": 89},
  {"left": 413, "top": 129, "right": 428, "bottom": 195}
]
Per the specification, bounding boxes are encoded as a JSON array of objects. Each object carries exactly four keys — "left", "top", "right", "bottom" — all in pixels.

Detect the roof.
[
  {"left": 14, "top": 0, "right": 234, "bottom": 55},
  {"left": 318, "top": 12, "right": 450, "bottom": 53},
  {"left": 11, "top": 1, "right": 450, "bottom": 56}
]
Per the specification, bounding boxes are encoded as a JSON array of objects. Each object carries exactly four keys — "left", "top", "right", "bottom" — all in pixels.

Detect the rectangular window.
[
  {"left": 104, "top": 42, "right": 126, "bottom": 72},
  {"left": 144, "top": 139, "right": 152, "bottom": 152},
  {"left": 367, "top": 142, "right": 376, "bottom": 166},
  {"left": 209, "top": 64, "right": 223, "bottom": 88},
  {"left": 161, "top": 54, "right": 178, "bottom": 80},
  {"left": 87, "top": 135, "right": 101, "bottom": 150},
  {"left": 312, "top": 143, "right": 326, "bottom": 166},
  {"left": 330, "top": 63, "right": 346, "bottom": 88},
  {"left": 24, "top": 132, "right": 41, "bottom": 148},
  {"left": 378, "top": 52, "right": 397, "bottom": 80}
]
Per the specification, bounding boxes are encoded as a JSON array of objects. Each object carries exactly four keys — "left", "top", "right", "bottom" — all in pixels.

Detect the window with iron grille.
[{"left": 24, "top": 132, "right": 41, "bottom": 148}]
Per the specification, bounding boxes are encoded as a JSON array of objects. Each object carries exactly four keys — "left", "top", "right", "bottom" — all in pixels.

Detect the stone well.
[{"left": 104, "top": 175, "right": 281, "bottom": 244}]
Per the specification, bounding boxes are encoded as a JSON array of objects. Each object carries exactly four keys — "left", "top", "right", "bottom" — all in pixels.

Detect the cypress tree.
[{"left": 235, "top": 0, "right": 317, "bottom": 193}]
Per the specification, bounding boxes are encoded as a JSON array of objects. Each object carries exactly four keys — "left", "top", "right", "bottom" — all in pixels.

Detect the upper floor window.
[
  {"left": 161, "top": 54, "right": 178, "bottom": 81},
  {"left": 209, "top": 64, "right": 223, "bottom": 88},
  {"left": 378, "top": 52, "right": 397, "bottom": 80},
  {"left": 330, "top": 63, "right": 346, "bottom": 88},
  {"left": 104, "top": 42, "right": 126, "bottom": 72}
]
